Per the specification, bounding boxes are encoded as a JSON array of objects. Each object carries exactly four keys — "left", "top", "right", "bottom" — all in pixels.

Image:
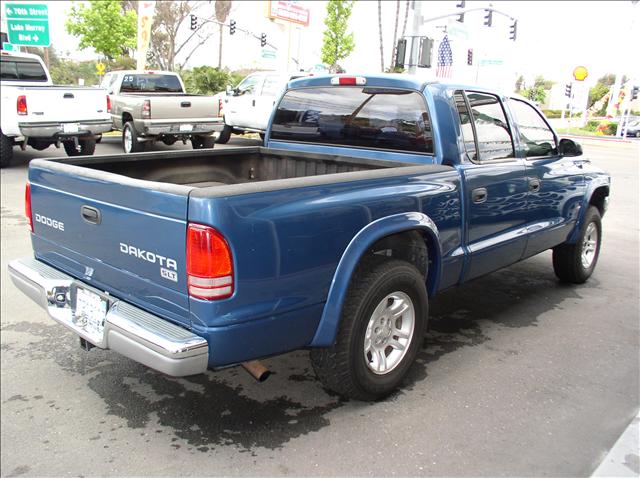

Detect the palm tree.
[
  {"left": 390, "top": 0, "right": 400, "bottom": 68},
  {"left": 377, "top": 0, "right": 384, "bottom": 71},
  {"left": 215, "top": 0, "right": 232, "bottom": 68}
]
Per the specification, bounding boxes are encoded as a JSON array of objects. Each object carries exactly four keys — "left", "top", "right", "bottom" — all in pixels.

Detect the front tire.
[
  {"left": 310, "top": 258, "right": 428, "bottom": 401},
  {"left": 63, "top": 138, "right": 96, "bottom": 156},
  {"left": 216, "top": 125, "right": 232, "bottom": 144},
  {"left": 122, "top": 121, "right": 146, "bottom": 153},
  {"left": 1, "top": 131, "right": 13, "bottom": 167},
  {"left": 553, "top": 206, "right": 602, "bottom": 283}
]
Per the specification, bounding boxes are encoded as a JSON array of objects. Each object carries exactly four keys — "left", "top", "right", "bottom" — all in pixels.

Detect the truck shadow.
[{"left": 2, "top": 254, "right": 583, "bottom": 452}]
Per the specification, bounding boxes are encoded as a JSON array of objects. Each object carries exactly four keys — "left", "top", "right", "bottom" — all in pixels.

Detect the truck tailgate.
[
  {"left": 149, "top": 95, "right": 217, "bottom": 121},
  {"left": 27, "top": 159, "right": 193, "bottom": 327},
  {"left": 18, "top": 86, "right": 109, "bottom": 123}
]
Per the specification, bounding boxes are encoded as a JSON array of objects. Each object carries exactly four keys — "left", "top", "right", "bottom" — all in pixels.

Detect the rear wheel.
[
  {"left": 63, "top": 138, "right": 96, "bottom": 157},
  {"left": 122, "top": 121, "right": 145, "bottom": 153},
  {"left": 191, "top": 135, "right": 215, "bottom": 149},
  {"left": 310, "top": 258, "right": 428, "bottom": 401},
  {"left": 553, "top": 206, "right": 602, "bottom": 283},
  {"left": 1, "top": 130, "right": 13, "bottom": 168},
  {"left": 216, "top": 125, "right": 232, "bottom": 144}
]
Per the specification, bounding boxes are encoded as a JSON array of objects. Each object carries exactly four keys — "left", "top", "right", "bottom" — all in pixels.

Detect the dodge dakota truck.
[
  {"left": 8, "top": 75, "right": 610, "bottom": 400},
  {"left": 1, "top": 50, "right": 111, "bottom": 166},
  {"left": 100, "top": 70, "right": 222, "bottom": 153}
]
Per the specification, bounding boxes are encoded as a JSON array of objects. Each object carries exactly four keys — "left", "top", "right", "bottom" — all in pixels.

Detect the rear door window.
[
  {"left": 271, "top": 86, "right": 434, "bottom": 154},
  {"left": 465, "top": 91, "right": 514, "bottom": 161},
  {"left": 0, "top": 58, "right": 47, "bottom": 82}
]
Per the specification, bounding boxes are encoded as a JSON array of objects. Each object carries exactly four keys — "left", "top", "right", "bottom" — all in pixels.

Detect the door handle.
[
  {"left": 252, "top": 99, "right": 256, "bottom": 107},
  {"left": 180, "top": 101, "right": 191, "bottom": 107},
  {"left": 471, "top": 187, "right": 488, "bottom": 204},
  {"left": 529, "top": 178, "right": 541, "bottom": 192},
  {"left": 81, "top": 205, "right": 101, "bottom": 225}
]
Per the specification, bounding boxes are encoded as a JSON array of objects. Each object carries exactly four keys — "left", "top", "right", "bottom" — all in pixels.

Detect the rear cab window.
[
  {"left": 120, "top": 74, "right": 184, "bottom": 93},
  {"left": 0, "top": 56, "right": 48, "bottom": 82},
  {"left": 271, "top": 86, "right": 434, "bottom": 155}
]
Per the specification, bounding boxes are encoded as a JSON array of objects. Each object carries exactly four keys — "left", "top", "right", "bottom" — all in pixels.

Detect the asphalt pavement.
[{"left": 1, "top": 137, "right": 638, "bottom": 477}]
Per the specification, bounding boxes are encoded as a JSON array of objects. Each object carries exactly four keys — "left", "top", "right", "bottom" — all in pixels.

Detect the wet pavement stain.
[{"left": 2, "top": 258, "right": 582, "bottom": 452}]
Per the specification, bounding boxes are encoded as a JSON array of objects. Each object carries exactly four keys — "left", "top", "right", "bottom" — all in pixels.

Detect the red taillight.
[
  {"left": 17, "top": 95, "right": 27, "bottom": 115},
  {"left": 142, "top": 99, "right": 151, "bottom": 118},
  {"left": 218, "top": 98, "right": 224, "bottom": 117},
  {"left": 330, "top": 76, "right": 366, "bottom": 86},
  {"left": 25, "top": 183, "right": 33, "bottom": 232},
  {"left": 106, "top": 95, "right": 111, "bottom": 113},
  {"left": 187, "top": 224, "right": 234, "bottom": 300}
]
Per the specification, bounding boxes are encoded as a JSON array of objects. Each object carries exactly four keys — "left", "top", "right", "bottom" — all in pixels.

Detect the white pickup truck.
[{"left": 0, "top": 50, "right": 111, "bottom": 167}]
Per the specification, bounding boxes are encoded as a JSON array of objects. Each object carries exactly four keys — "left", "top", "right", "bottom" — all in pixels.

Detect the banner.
[{"left": 137, "top": 1, "right": 156, "bottom": 71}]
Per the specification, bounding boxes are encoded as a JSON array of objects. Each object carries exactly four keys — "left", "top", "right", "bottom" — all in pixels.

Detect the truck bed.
[{"left": 50, "top": 147, "right": 445, "bottom": 193}]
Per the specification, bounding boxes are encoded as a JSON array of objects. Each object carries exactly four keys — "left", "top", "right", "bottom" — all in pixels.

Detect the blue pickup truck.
[{"left": 9, "top": 75, "right": 610, "bottom": 400}]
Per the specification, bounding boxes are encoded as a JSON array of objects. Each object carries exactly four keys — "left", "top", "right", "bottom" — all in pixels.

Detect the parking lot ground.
[{"left": 1, "top": 139, "right": 638, "bottom": 477}]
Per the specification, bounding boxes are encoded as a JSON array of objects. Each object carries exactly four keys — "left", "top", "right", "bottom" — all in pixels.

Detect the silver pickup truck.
[{"left": 101, "top": 70, "right": 222, "bottom": 153}]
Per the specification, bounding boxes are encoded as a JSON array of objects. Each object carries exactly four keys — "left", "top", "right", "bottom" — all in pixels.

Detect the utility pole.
[{"left": 408, "top": 1, "right": 422, "bottom": 74}]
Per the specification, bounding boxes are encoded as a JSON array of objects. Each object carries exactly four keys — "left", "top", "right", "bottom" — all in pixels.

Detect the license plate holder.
[
  {"left": 63, "top": 123, "right": 79, "bottom": 133},
  {"left": 74, "top": 286, "right": 108, "bottom": 342}
]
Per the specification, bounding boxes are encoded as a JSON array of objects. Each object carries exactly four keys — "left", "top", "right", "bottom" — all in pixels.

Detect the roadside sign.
[
  {"left": 261, "top": 48, "right": 276, "bottom": 59},
  {"left": 573, "top": 66, "right": 588, "bottom": 81},
  {"left": 4, "top": 3, "right": 50, "bottom": 47},
  {"left": 2, "top": 42, "right": 18, "bottom": 52},
  {"left": 96, "top": 62, "right": 106, "bottom": 76}
]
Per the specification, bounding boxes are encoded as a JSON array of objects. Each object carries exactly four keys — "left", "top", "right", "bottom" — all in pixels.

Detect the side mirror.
[
  {"left": 558, "top": 138, "right": 583, "bottom": 157},
  {"left": 226, "top": 85, "right": 236, "bottom": 96}
]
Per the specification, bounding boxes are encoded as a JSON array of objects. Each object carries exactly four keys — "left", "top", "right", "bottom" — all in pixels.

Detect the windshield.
[
  {"left": 0, "top": 58, "right": 48, "bottom": 82},
  {"left": 120, "top": 74, "right": 184, "bottom": 93},
  {"left": 271, "top": 86, "right": 434, "bottom": 154}
]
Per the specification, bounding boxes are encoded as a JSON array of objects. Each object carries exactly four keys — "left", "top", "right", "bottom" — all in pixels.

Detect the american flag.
[{"left": 436, "top": 35, "right": 453, "bottom": 78}]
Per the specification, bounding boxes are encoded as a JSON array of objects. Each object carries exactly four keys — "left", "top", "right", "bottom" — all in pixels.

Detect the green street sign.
[
  {"left": 7, "top": 19, "right": 50, "bottom": 46},
  {"left": 5, "top": 3, "right": 50, "bottom": 47},
  {"left": 2, "top": 43, "right": 19, "bottom": 52},
  {"left": 4, "top": 3, "right": 48, "bottom": 20}
]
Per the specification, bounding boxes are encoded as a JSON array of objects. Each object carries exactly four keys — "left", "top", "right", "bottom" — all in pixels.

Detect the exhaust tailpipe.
[{"left": 241, "top": 360, "right": 271, "bottom": 382}]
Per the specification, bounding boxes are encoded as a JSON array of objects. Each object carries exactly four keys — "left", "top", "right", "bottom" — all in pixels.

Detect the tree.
[
  {"left": 143, "top": 1, "right": 216, "bottom": 71},
  {"left": 588, "top": 83, "right": 610, "bottom": 109},
  {"left": 377, "top": 0, "right": 384, "bottom": 72},
  {"left": 389, "top": 1, "right": 400, "bottom": 68},
  {"left": 66, "top": 1, "right": 137, "bottom": 60},
  {"left": 522, "top": 85, "right": 546, "bottom": 104},
  {"left": 181, "top": 66, "right": 231, "bottom": 94},
  {"left": 215, "top": 1, "right": 232, "bottom": 69},
  {"left": 321, "top": 0, "right": 355, "bottom": 73}
]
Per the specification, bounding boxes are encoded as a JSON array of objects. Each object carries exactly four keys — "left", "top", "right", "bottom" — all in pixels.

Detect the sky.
[{"left": 1, "top": 0, "right": 638, "bottom": 92}]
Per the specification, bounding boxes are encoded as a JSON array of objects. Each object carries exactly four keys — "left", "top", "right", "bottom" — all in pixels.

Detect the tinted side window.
[
  {"left": 0, "top": 59, "right": 47, "bottom": 81},
  {"left": 120, "top": 74, "right": 183, "bottom": 93},
  {"left": 454, "top": 90, "right": 477, "bottom": 160},
  {"left": 0, "top": 60, "right": 18, "bottom": 80},
  {"left": 466, "top": 92, "right": 514, "bottom": 161},
  {"left": 237, "top": 75, "right": 260, "bottom": 95},
  {"left": 271, "top": 87, "right": 434, "bottom": 154},
  {"left": 509, "top": 99, "right": 557, "bottom": 157}
]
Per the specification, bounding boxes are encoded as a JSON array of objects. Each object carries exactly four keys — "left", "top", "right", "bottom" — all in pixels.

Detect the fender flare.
[
  {"left": 567, "top": 177, "right": 610, "bottom": 244},
  {"left": 309, "top": 212, "right": 441, "bottom": 347}
]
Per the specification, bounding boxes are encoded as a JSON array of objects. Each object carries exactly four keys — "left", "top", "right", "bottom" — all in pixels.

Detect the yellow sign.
[
  {"left": 96, "top": 62, "right": 105, "bottom": 76},
  {"left": 137, "top": 1, "right": 156, "bottom": 71},
  {"left": 573, "top": 66, "right": 588, "bottom": 81}
]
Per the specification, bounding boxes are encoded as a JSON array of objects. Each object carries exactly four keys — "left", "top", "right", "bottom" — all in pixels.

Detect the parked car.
[
  {"left": 100, "top": 70, "right": 223, "bottom": 153},
  {"left": 0, "top": 50, "right": 111, "bottom": 166},
  {"left": 623, "top": 118, "right": 640, "bottom": 137},
  {"left": 9, "top": 74, "right": 610, "bottom": 401},
  {"left": 216, "top": 71, "right": 308, "bottom": 143}
]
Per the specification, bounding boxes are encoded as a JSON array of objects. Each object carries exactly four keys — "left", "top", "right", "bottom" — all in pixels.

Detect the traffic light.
[
  {"left": 190, "top": 15, "right": 197, "bottom": 31},
  {"left": 565, "top": 83, "right": 572, "bottom": 98},
  {"left": 418, "top": 37, "right": 433, "bottom": 68},
  {"left": 395, "top": 39, "right": 407, "bottom": 69},
  {"left": 229, "top": 19, "right": 236, "bottom": 35},
  {"left": 467, "top": 49, "right": 473, "bottom": 66},
  {"left": 260, "top": 33, "right": 267, "bottom": 47},
  {"left": 509, "top": 20, "right": 517, "bottom": 41},
  {"left": 484, "top": 9, "right": 493, "bottom": 27},
  {"left": 456, "top": 0, "right": 465, "bottom": 23},
  {"left": 632, "top": 86, "right": 639, "bottom": 100}
]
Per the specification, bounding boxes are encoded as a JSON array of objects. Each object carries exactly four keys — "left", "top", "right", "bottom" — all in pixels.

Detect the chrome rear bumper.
[{"left": 8, "top": 257, "right": 209, "bottom": 377}]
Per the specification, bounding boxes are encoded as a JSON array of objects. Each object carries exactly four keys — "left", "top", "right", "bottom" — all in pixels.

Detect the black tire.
[
  {"left": 122, "top": 121, "right": 146, "bottom": 153},
  {"left": 310, "top": 258, "right": 428, "bottom": 401},
  {"left": 191, "top": 135, "right": 215, "bottom": 149},
  {"left": 553, "top": 206, "right": 602, "bottom": 284},
  {"left": 1, "top": 130, "right": 13, "bottom": 168},
  {"left": 63, "top": 138, "right": 96, "bottom": 157},
  {"left": 215, "top": 125, "right": 232, "bottom": 144},
  {"left": 162, "top": 136, "right": 177, "bottom": 146}
]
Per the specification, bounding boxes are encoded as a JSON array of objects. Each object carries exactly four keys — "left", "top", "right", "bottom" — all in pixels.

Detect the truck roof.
[{"left": 0, "top": 50, "right": 44, "bottom": 62}]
